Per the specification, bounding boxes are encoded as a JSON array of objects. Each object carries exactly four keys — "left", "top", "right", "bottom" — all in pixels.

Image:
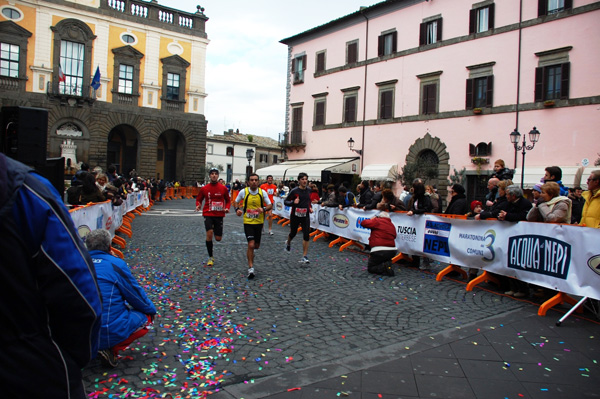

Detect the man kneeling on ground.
[
  {"left": 86, "top": 229, "right": 157, "bottom": 367},
  {"left": 360, "top": 212, "right": 397, "bottom": 276}
]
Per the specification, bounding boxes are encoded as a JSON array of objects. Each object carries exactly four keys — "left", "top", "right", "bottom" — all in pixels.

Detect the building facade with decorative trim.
[
  {"left": 280, "top": 0, "right": 600, "bottom": 200},
  {"left": 0, "top": 0, "right": 209, "bottom": 182}
]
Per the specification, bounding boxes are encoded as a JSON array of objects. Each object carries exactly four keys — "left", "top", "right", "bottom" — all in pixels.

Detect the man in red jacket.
[
  {"left": 360, "top": 211, "right": 397, "bottom": 276},
  {"left": 196, "top": 168, "right": 231, "bottom": 266}
]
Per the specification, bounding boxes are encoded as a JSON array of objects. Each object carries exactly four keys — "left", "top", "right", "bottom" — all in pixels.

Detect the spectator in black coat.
[
  {"left": 476, "top": 179, "right": 511, "bottom": 220},
  {"left": 365, "top": 181, "right": 383, "bottom": 210},
  {"left": 356, "top": 180, "right": 373, "bottom": 209},
  {"left": 444, "top": 184, "right": 469, "bottom": 215},
  {"left": 498, "top": 184, "right": 533, "bottom": 222},
  {"left": 491, "top": 159, "right": 514, "bottom": 181}
]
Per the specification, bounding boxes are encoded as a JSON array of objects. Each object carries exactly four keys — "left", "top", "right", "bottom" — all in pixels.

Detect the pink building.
[{"left": 276, "top": 0, "right": 600, "bottom": 201}]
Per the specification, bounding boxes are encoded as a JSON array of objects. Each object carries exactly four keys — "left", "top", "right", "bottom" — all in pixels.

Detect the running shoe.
[
  {"left": 284, "top": 241, "right": 291, "bottom": 253},
  {"left": 247, "top": 267, "right": 255, "bottom": 279},
  {"left": 299, "top": 256, "right": 310, "bottom": 264},
  {"left": 207, "top": 257, "right": 215, "bottom": 267},
  {"left": 98, "top": 349, "right": 118, "bottom": 368},
  {"left": 269, "top": 230, "right": 274, "bottom": 236}
]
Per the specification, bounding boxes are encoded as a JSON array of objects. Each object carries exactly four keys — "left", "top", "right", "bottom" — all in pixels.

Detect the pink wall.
[{"left": 285, "top": 0, "right": 600, "bottom": 183}]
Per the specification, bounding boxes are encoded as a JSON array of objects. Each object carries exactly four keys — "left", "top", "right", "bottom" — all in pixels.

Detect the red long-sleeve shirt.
[{"left": 196, "top": 183, "right": 231, "bottom": 217}]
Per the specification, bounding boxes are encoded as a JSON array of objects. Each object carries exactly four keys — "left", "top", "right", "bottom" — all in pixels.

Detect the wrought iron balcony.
[{"left": 47, "top": 81, "right": 96, "bottom": 106}]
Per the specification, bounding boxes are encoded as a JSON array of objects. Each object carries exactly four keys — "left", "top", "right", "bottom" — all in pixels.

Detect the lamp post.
[
  {"left": 245, "top": 148, "right": 254, "bottom": 181},
  {"left": 347, "top": 137, "right": 363, "bottom": 156},
  {"left": 510, "top": 127, "right": 541, "bottom": 189}
]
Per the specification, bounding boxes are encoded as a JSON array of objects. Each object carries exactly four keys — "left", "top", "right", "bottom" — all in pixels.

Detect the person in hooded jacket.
[
  {"left": 476, "top": 179, "right": 511, "bottom": 220},
  {"left": 445, "top": 184, "right": 470, "bottom": 215},
  {"left": 0, "top": 153, "right": 101, "bottom": 398},
  {"left": 86, "top": 229, "right": 156, "bottom": 367}
]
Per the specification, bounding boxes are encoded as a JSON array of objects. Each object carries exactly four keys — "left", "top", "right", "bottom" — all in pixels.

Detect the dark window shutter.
[
  {"left": 469, "top": 144, "right": 476, "bottom": 156},
  {"left": 564, "top": 0, "right": 573, "bottom": 9},
  {"left": 560, "top": 62, "right": 570, "bottom": 99},
  {"left": 392, "top": 31, "right": 398, "bottom": 53},
  {"left": 302, "top": 55, "right": 307, "bottom": 71},
  {"left": 378, "top": 35, "right": 384, "bottom": 56},
  {"left": 419, "top": 22, "right": 426, "bottom": 45},
  {"left": 316, "top": 53, "right": 325, "bottom": 72},
  {"left": 348, "top": 43, "right": 357, "bottom": 64},
  {"left": 538, "top": 0, "right": 547, "bottom": 17},
  {"left": 487, "top": 142, "right": 492, "bottom": 156},
  {"left": 292, "top": 107, "right": 303, "bottom": 133},
  {"left": 488, "top": 3, "right": 495, "bottom": 29},
  {"left": 465, "top": 78, "right": 474, "bottom": 109},
  {"left": 436, "top": 18, "right": 443, "bottom": 42},
  {"left": 345, "top": 96, "right": 356, "bottom": 123},
  {"left": 291, "top": 59, "right": 296, "bottom": 74},
  {"left": 422, "top": 84, "right": 436, "bottom": 114},
  {"left": 315, "top": 101, "right": 325, "bottom": 126},
  {"left": 380, "top": 90, "right": 393, "bottom": 119},
  {"left": 469, "top": 9, "right": 476, "bottom": 34},
  {"left": 534, "top": 67, "right": 544, "bottom": 102},
  {"left": 486, "top": 75, "right": 494, "bottom": 107}
]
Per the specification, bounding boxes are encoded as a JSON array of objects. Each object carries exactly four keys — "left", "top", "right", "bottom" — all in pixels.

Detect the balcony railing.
[
  {"left": 0, "top": 76, "right": 20, "bottom": 91},
  {"left": 104, "top": 0, "right": 207, "bottom": 37},
  {"left": 163, "top": 98, "right": 185, "bottom": 112},
  {"left": 113, "top": 92, "right": 138, "bottom": 106},
  {"left": 47, "top": 81, "right": 96, "bottom": 106}
]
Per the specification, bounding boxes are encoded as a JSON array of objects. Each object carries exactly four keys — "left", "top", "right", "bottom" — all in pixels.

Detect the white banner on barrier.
[
  {"left": 273, "top": 197, "right": 600, "bottom": 300},
  {"left": 69, "top": 191, "right": 149, "bottom": 239}
]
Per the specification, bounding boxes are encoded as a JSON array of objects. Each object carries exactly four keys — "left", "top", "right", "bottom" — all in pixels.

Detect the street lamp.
[
  {"left": 347, "top": 137, "right": 363, "bottom": 155},
  {"left": 510, "top": 127, "right": 541, "bottom": 189},
  {"left": 245, "top": 148, "right": 254, "bottom": 180}
]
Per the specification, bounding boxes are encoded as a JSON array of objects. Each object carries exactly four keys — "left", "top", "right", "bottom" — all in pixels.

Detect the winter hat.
[
  {"left": 470, "top": 200, "right": 482, "bottom": 212},
  {"left": 532, "top": 183, "right": 543, "bottom": 193},
  {"left": 452, "top": 183, "right": 466, "bottom": 195}
]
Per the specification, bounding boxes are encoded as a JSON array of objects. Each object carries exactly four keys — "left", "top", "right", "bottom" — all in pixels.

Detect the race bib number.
[
  {"left": 246, "top": 209, "right": 260, "bottom": 219},
  {"left": 210, "top": 201, "right": 224, "bottom": 211},
  {"left": 295, "top": 207, "right": 307, "bottom": 217},
  {"left": 267, "top": 189, "right": 274, "bottom": 195}
]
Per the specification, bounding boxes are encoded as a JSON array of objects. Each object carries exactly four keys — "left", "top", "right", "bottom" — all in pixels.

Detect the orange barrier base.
[
  {"left": 313, "top": 231, "right": 329, "bottom": 242},
  {"left": 282, "top": 220, "right": 290, "bottom": 227},
  {"left": 436, "top": 264, "right": 468, "bottom": 281},
  {"left": 111, "top": 247, "right": 124, "bottom": 259},
  {"left": 328, "top": 237, "right": 363, "bottom": 252},
  {"left": 391, "top": 252, "right": 412, "bottom": 264},
  {"left": 538, "top": 291, "right": 583, "bottom": 316},
  {"left": 466, "top": 271, "right": 499, "bottom": 291},
  {"left": 112, "top": 235, "right": 126, "bottom": 249},
  {"left": 117, "top": 226, "right": 132, "bottom": 238},
  {"left": 277, "top": 218, "right": 288, "bottom": 225}
]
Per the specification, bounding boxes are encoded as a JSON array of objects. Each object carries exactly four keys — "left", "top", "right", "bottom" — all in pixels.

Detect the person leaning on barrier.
[
  {"left": 356, "top": 180, "right": 373, "bottom": 209},
  {"left": 337, "top": 185, "right": 357, "bottom": 210},
  {"left": 445, "top": 183, "right": 469, "bottom": 215},
  {"left": 365, "top": 181, "right": 383, "bottom": 210},
  {"left": 498, "top": 185, "right": 532, "bottom": 222},
  {"left": 86, "top": 229, "right": 157, "bottom": 368},
  {"left": 0, "top": 153, "right": 102, "bottom": 398},
  {"left": 476, "top": 179, "right": 511, "bottom": 220},
  {"left": 580, "top": 170, "right": 600, "bottom": 228},
  {"left": 360, "top": 211, "right": 397, "bottom": 276},
  {"left": 527, "top": 182, "right": 572, "bottom": 223},
  {"left": 405, "top": 180, "right": 432, "bottom": 268},
  {"left": 378, "top": 188, "right": 406, "bottom": 212},
  {"left": 484, "top": 177, "right": 500, "bottom": 209},
  {"left": 321, "top": 184, "right": 339, "bottom": 207}
]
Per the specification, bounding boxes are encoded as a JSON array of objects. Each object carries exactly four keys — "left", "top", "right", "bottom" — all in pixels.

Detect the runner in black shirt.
[{"left": 284, "top": 172, "right": 312, "bottom": 263}]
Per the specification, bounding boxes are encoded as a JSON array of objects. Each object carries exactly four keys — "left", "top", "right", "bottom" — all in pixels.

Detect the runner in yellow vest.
[{"left": 234, "top": 173, "right": 272, "bottom": 279}]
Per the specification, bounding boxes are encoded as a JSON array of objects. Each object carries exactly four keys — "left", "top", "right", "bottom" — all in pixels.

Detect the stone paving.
[{"left": 83, "top": 199, "right": 532, "bottom": 397}]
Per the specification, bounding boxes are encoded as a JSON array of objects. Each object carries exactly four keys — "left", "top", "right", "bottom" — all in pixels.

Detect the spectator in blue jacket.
[
  {"left": 86, "top": 229, "right": 157, "bottom": 367},
  {"left": 0, "top": 153, "right": 102, "bottom": 398}
]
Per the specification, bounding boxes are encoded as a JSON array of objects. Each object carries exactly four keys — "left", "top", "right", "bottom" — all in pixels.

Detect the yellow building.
[{"left": 0, "top": 0, "right": 209, "bottom": 181}]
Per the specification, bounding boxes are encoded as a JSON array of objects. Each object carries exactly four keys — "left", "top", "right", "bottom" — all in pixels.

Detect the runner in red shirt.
[
  {"left": 259, "top": 174, "right": 278, "bottom": 235},
  {"left": 195, "top": 168, "right": 231, "bottom": 266}
]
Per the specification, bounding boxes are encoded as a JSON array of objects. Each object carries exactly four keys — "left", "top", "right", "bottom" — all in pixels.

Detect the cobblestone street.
[{"left": 82, "top": 199, "right": 597, "bottom": 398}]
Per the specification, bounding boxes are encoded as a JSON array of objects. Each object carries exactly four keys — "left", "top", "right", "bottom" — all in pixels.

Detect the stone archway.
[
  {"left": 405, "top": 132, "right": 450, "bottom": 196},
  {"left": 157, "top": 129, "right": 186, "bottom": 182},
  {"left": 107, "top": 124, "right": 140, "bottom": 177}
]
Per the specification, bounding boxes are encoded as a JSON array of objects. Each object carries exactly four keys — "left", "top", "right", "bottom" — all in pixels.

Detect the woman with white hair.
[{"left": 527, "top": 182, "right": 572, "bottom": 223}]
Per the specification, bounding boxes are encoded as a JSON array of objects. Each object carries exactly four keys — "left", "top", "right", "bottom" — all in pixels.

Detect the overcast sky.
[{"left": 158, "top": 0, "right": 382, "bottom": 140}]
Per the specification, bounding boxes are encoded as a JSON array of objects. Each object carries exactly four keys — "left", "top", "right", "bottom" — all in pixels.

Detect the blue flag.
[{"left": 91, "top": 66, "right": 101, "bottom": 90}]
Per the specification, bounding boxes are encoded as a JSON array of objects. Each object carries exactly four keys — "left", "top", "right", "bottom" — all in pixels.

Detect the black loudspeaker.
[
  {"left": 321, "top": 170, "right": 332, "bottom": 185},
  {"left": 37, "top": 157, "right": 65, "bottom": 198},
  {"left": 1, "top": 106, "right": 48, "bottom": 168}
]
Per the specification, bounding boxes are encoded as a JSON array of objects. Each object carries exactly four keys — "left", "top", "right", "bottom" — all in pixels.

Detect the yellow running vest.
[{"left": 242, "top": 188, "right": 265, "bottom": 225}]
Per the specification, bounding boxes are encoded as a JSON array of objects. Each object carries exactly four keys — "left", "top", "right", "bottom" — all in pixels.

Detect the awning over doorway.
[
  {"left": 513, "top": 166, "right": 587, "bottom": 189},
  {"left": 255, "top": 160, "right": 312, "bottom": 181},
  {"left": 256, "top": 158, "right": 359, "bottom": 182},
  {"left": 360, "top": 164, "right": 398, "bottom": 181}
]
